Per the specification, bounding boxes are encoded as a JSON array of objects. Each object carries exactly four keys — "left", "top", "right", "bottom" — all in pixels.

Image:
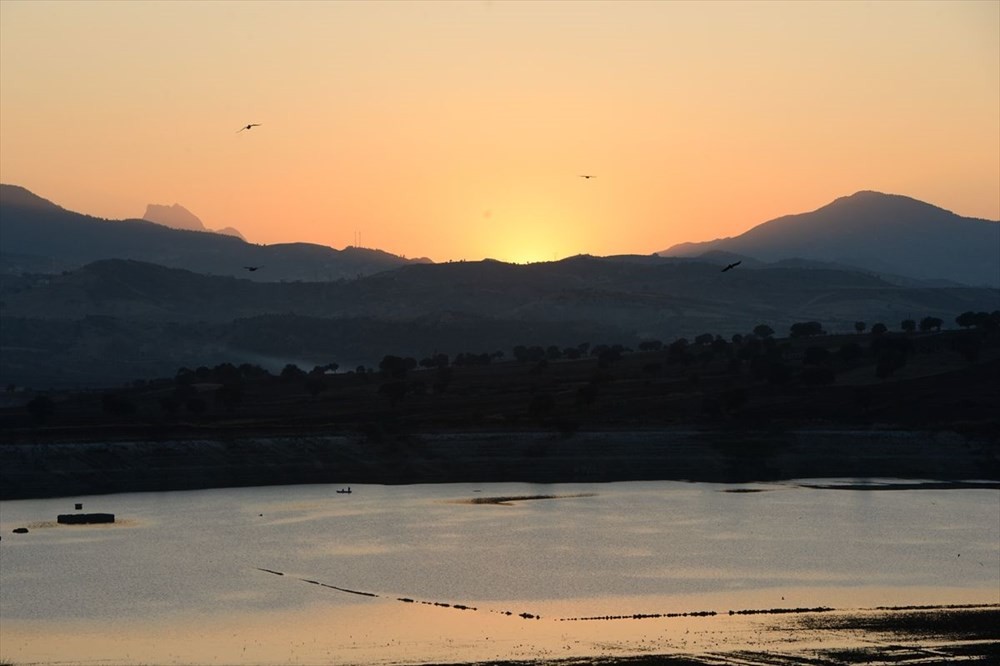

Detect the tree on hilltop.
[
  {"left": 919, "top": 316, "right": 943, "bottom": 332},
  {"left": 789, "top": 321, "right": 825, "bottom": 338}
]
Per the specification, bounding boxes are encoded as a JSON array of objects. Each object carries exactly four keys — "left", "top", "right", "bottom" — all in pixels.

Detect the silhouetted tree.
[
  {"left": 379, "top": 355, "right": 410, "bottom": 378},
  {"left": 870, "top": 322, "right": 888, "bottom": 336},
  {"left": 753, "top": 324, "right": 774, "bottom": 338},
  {"left": 919, "top": 316, "right": 943, "bottom": 332},
  {"left": 789, "top": 321, "right": 825, "bottom": 338},
  {"left": 694, "top": 333, "right": 714, "bottom": 346},
  {"left": 213, "top": 362, "right": 240, "bottom": 383},
  {"left": 900, "top": 319, "right": 916, "bottom": 334},
  {"left": 955, "top": 311, "right": 977, "bottom": 329},
  {"left": 639, "top": 339, "right": 663, "bottom": 352},
  {"left": 854, "top": 321, "right": 867, "bottom": 334},
  {"left": 280, "top": 364, "right": 306, "bottom": 381},
  {"left": 667, "top": 338, "right": 691, "bottom": 365}
]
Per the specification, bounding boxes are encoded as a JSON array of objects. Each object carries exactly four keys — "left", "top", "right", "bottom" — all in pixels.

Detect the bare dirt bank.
[{"left": 2, "top": 428, "right": 997, "bottom": 499}]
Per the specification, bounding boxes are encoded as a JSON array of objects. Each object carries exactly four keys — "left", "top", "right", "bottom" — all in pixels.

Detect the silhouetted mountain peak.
[
  {"left": 661, "top": 191, "right": 999, "bottom": 286},
  {"left": 141, "top": 202, "right": 246, "bottom": 239},
  {"left": 0, "top": 183, "right": 64, "bottom": 211},
  {"left": 142, "top": 203, "right": 206, "bottom": 231}
]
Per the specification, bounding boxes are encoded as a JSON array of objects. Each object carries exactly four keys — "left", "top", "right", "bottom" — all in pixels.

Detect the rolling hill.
[
  {"left": 0, "top": 184, "right": 428, "bottom": 281},
  {"left": 2, "top": 256, "right": 996, "bottom": 388},
  {"left": 661, "top": 191, "right": 1000, "bottom": 287}
]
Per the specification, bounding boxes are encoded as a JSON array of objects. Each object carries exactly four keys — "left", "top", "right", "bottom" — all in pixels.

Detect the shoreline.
[{"left": 2, "top": 427, "right": 997, "bottom": 500}]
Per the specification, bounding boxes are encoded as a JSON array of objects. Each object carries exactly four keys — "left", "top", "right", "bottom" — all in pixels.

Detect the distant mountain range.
[
  {"left": 1, "top": 184, "right": 997, "bottom": 388},
  {"left": 0, "top": 184, "right": 429, "bottom": 281},
  {"left": 661, "top": 191, "right": 999, "bottom": 287},
  {"left": 142, "top": 203, "right": 245, "bottom": 240}
]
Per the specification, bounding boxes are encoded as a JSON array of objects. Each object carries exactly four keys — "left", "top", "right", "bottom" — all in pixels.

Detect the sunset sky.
[{"left": 1, "top": 0, "right": 997, "bottom": 264}]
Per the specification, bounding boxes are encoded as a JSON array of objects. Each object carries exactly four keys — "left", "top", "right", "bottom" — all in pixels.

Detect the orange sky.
[{"left": 1, "top": 0, "right": 997, "bottom": 264}]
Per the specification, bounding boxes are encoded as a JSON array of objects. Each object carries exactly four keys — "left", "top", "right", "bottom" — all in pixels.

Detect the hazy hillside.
[
  {"left": 2, "top": 256, "right": 996, "bottom": 388},
  {"left": 662, "top": 191, "right": 1000, "bottom": 287},
  {"left": 0, "top": 184, "right": 427, "bottom": 281},
  {"left": 142, "top": 203, "right": 245, "bottom": 240}
]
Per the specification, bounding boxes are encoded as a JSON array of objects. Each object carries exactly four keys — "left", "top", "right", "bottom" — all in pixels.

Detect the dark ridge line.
[{"left": 256, "top": 567, "right": 284, "bottom": 576}]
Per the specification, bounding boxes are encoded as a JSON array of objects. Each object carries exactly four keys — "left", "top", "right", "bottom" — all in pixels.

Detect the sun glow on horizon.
[{"left": 0, "top": 0, "right": 996, "bottom": 261}]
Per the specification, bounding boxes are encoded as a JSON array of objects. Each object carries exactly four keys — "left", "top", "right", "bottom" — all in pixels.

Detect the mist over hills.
[
  {"left": 1, "top": 184, "right": 997, "bottom": 389},
  {"left": 0, "top": 184, "right": 427, "bottom": 281},
  {"left": 662, "top": 191, "right": 1000, "bottom": 288},
  {"left": 2, "top": 255, "right": 995, "bottom": 388}
]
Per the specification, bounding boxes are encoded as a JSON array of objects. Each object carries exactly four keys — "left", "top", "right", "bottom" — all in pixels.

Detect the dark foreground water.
[{"left": 1, "top": 479, "right": 998, "bottom": 664}]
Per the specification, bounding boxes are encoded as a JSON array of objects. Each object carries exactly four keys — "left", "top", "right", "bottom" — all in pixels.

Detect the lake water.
[{"left": 1, "top": 480, "right": 998, "bottom": 665}]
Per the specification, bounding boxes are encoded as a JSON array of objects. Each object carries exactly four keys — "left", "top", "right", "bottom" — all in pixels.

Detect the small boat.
[{"left": 336, "top": 487, "right": 352, "bottom": 494}]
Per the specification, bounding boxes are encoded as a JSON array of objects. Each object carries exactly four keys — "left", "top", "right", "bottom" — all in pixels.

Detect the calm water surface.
[{"left": 1, "top": 480, "right": 998, "bottom": 664}]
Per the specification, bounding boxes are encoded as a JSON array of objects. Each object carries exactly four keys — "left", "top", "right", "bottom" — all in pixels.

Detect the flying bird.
[
  {"left": 237, "top": 123, "right": 261, "bottom": 133},
  {"left": 579, "top": 174, "right": 595, "bottom": 179},
  {"left": 243, "top": 266, "right": 262, "bottom": 272},
  {"left": 721, "top": 261, "right": 742, "bottom": 272}
]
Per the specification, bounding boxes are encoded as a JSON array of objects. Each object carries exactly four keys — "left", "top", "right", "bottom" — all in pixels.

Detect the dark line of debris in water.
[{"left": 255, "top": 568, "right": 1000, "bottom": 625}]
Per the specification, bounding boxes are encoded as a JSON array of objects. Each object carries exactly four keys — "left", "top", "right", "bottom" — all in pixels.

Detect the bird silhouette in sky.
[
  {"left": 237, "top": 123, "right": 261, "bottom": 133},
  {"left": 721, "top": 261, "right": 742, "bottom": 272},
  {"left": 243, "top": 266, "right": 262, "bottom": 272},
  {"left": 579, "top": 174, "right": 595, "bottom": 179}
]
